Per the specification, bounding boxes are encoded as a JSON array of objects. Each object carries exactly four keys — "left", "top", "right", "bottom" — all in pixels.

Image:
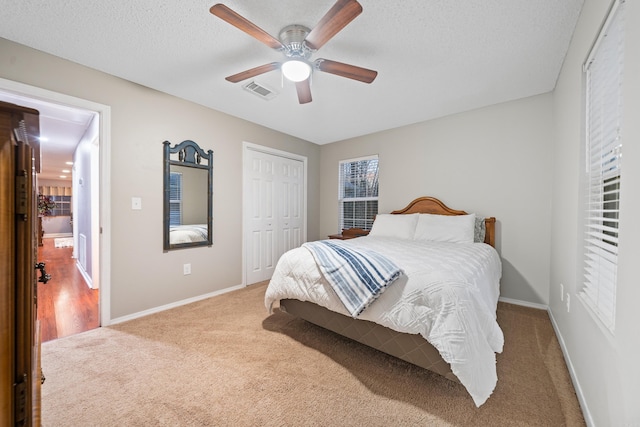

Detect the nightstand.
[{"left": 328, "top": 228, "right": 370, "bottom": 240}]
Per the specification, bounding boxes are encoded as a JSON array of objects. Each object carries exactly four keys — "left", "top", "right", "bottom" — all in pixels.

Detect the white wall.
[
  {"left": 319, "top": 94, "right": 554, "bottom": 304},
  {"left": 73, "top": 114, "right": 98, "bottom": 279},
  {"left": 0, "top": 37, "right": 321, "bottom": 320},
  {"left": 5, "top": 5, "right": 639, "bottom": 420},
  {"left": 550, "top": 0, "right": 640, "bottom": 425},
  {"left": 40, "top": 216, "right": 71, "bottom": 236}
]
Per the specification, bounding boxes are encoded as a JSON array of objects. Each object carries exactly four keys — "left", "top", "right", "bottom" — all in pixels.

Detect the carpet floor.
[{"left": 41, "top": 282, "right": 585, "bottom": 426}]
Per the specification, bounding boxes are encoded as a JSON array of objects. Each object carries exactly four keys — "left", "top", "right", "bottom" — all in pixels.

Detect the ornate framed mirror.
[{"left": 163, "top": 139, "right": 213, "bottom": 251}]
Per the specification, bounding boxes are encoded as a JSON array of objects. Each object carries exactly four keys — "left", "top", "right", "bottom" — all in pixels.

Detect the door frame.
[
  {"left": 0, "top": 77, "right": 112, "bottom": 327},
  {"left": 242, "top": 141, "right": 307, "bottom": 286}
]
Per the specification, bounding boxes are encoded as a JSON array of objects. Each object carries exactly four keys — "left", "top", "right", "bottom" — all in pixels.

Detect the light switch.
[{"left": 131, "top": 197, "right": 142, "bottom": 210}]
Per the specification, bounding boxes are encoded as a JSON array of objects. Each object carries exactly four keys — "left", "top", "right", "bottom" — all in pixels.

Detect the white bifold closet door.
[{"left": 245, "top": 148, "right": 304, "bottom": 285}]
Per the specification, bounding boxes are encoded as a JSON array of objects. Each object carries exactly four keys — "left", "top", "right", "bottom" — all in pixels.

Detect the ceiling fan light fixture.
[
  {"left": 210, "top": 1, "right": 376, "bottom": 103},
  {"left": 281, "top": 60, "right": 311, "bottom": 82}
]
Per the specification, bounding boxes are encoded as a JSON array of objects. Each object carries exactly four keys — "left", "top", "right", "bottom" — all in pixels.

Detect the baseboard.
[
  {"left": 547, "top": 310, "right": 594, "bottom": 427},
  {"left": 75, "top": 260, "right": 93, "bottom": 289},
  {"left": 108, "top": 283, "right": 245, "bottom": 325},
  {"left": 43, "top": 232, "right": 73, "bottom": 239},
  {"left": 498, "top": 296, "right": 548, "bottom": 310}
]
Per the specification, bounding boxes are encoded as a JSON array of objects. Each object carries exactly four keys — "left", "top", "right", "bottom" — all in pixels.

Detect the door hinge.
[
  {"left": 15, "top": 169, "right": 28, "bottom": 221},
  {"left": 14, "top": 373, "right": 27, "bottom": 424}
]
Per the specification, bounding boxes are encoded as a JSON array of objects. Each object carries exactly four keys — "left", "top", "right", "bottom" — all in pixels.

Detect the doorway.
[
  {"left": 243, "top": 142, "right": 307, "bottom": 285},
  {"left": 0, "top": 77, "right": 112, "bottom": 334}
]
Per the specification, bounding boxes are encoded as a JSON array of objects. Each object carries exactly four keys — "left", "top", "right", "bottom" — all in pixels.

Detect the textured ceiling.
[{"left": 0, "top": 0, "right": 584, "bottom": 145}]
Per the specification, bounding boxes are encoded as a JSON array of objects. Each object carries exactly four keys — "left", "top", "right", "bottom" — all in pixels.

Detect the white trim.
[
  {"left": 583, "top": 0, "right": 624, "bottom": 71},
  {"left": 339, "top": 154, "right": 379, "bottom": 164},
  {"left": 0, "top": 77, "right": 112, "bottom": 327},
  {"left": 43, "top": 232, "right": 73, "bottom": 239},
  {"left": 243, "top": 141, "right": 309, "bottom": 163},
  {"left": 110, "top": 283, "right": 245, "bottom": 325},
  {"left": 498, "top": 296, "right": 548, "bottom": 311},
  {"left": 75, "top": 260, "right": 93, "bottom": 289},
  {"left": 338, "top": 155, "right": 379, "bottom": 231},
  {"left": 547, "top": 310, "right": 594, "bottom": 427},
  {"left": 242, "top": 142, "right": 308, "bottom": 286}
]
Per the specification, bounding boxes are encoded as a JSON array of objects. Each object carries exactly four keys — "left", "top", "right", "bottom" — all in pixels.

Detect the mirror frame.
[{"left": 163, "top": 139, "right": 213, "bottom": 251}]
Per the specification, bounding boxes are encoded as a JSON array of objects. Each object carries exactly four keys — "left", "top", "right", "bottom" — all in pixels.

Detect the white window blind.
[
  {"left": 38, "top": 186, "right": 72, "bottom": 217},
  {"left": 38, "top": 185, "right": 72, "bottom": 196},
  {"left": 338, "top": 155, "right": 379, "bottom": 230},
  {"left": 581, "top": 0, "right": 624, "bottom": 332},
  {"left": 169, "top": 171, "right": 183, "bottom": 226},
  {"left": 50, "top": 195, "right": 72, "bottom": 216}
]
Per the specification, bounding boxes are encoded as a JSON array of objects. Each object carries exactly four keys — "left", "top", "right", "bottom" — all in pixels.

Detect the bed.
[
  {"left": 169, "top": 224, "right": 208, "bottom": 244},
  {"left": 264, "top": 197, "right": 503, "bottom": 406}
]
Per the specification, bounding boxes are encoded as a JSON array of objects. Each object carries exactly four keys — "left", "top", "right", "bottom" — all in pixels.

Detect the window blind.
[
  {"left": 338, "top": 155, "right": 379, "bottom": 230},
  {"left": 39, "top": 185, "right": 72, "bottom": 196},
  {"left": 169, "top": 171, "right": 183, "bottom": 226},
  {"left": 582, "top": 0, "right": 624, "bottom": 332},
  {"left": 38, "top": 186, "right": 73, "bottom": 217}
]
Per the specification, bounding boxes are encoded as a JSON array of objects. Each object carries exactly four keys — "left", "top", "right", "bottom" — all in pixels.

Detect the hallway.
[{"left": 37, "top": 238, "right": 99, "bottom": 342}]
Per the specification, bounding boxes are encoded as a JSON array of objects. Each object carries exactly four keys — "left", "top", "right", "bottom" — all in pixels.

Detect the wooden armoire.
[{"left": 0, "top": 100, "right": 42, "bottom": 426}]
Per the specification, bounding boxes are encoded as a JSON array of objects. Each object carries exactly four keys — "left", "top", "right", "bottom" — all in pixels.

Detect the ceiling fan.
[{"left": 210, "top": 0, "right": 378, "bottom": 104}]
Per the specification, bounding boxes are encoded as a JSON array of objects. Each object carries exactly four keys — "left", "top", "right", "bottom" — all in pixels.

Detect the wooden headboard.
[{"left": 390, "top": 196, "right": 496, "bottom": 247}]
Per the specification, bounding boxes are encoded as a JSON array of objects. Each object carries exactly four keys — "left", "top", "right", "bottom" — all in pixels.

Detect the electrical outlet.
[
  {"left": 183, "top": 263, "right": 191, "bottom": 275},
  {"left": 560, "top": 283, "right": 564, "bottom": 301},
  {"left": 566, "top": 294, "right": 571, "bottom": 313}
]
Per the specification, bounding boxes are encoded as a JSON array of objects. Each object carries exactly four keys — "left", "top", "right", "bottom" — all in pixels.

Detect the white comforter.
[
  {"left": 264, "top": 236, "right": 503, "bottom": 407},
  {"left": 169, "top": 224, "right": 208, "bottom": 244}
]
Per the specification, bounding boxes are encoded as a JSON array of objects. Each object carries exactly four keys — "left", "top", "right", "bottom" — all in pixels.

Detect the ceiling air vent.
[{"left": 243, "top": 81, "right": 278, "bottom": 100}]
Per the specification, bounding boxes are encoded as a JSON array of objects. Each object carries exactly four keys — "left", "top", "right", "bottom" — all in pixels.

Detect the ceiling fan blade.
[
  {"left": 295, "top": 79, "right": 312, "bottom": 104},
  {"left": 210, "top": 4, "right": 285, "bottom": 50},
  {"left": 316, "top": 59, "right": 377, "bottom": 83},
  {"left": 304, "top": 0, "right": 362, "bottom": 50},
  {"left": 225, "top": 62, "right": 280, "bottom": 83}
]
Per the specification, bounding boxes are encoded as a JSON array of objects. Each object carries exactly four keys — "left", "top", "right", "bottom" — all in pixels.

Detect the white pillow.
[
  {"left": 413, "top": 213, "right": 476, "bottom": 244},
  {"left": 368, "top": 214, "right": 419, "bottom": 240}
]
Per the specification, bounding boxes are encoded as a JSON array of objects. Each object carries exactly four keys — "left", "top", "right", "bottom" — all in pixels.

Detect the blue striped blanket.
[{"left": 302, "top": 240, "right": 403, "bottom": 317}]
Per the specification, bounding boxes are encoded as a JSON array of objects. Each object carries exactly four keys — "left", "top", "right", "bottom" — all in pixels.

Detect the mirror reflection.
[{"left": 163, "top": 140, "right": 213, "bottom": 251}]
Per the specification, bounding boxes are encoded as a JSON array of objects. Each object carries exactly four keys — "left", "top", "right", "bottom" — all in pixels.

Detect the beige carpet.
[{"left": 41, "top": 282, "right": 585, "bottom": 426}]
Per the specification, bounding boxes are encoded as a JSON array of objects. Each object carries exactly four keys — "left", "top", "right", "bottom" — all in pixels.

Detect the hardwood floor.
[{"left": 37, "top": 238, "right": 99, "bottom": 342}]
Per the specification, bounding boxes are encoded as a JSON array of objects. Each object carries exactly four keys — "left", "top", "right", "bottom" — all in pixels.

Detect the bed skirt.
[{"left": 279, "top": 299, "right": 459, "bottom": 384}]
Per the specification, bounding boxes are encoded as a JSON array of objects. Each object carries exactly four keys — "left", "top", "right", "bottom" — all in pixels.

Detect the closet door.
[
  {"left": 278, "top": 158, "right": 303, "bottom": 255},
  {"left": 246, "top": 150, "right": 278, "bottom": 285},
  {"left": 244, "top": 147, "right": 305, "bottom": 285}
]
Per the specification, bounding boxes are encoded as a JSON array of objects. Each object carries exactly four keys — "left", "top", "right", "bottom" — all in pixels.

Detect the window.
[
  {"left": 581, "top": 0, "right": 624, "bottom": 332},
  {"left": 50, "top": 195, "right": 72, "bottom": 216},
  {"left": 338, "top": 155, "right": 379, "bottom": 230},
  {"left": 38, "top": 186, "right": 72, "bottom": 217},
  {"left": 169, "top": 171, "right": 183, "bottom": 226}
]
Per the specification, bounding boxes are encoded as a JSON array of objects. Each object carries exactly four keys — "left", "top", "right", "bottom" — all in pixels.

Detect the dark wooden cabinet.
[{"left": 0, "top": 101, "right": 41, "bottom": 426}]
